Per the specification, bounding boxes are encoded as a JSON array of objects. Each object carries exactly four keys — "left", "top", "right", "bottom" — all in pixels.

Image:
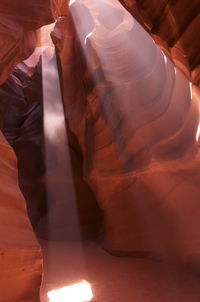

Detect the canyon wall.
[
  {"left": 0, "top": 130, "right": 42, "bottom": 302},
  {"left": 0, "top": 0, "right": 67, "bottom": 84},
  {"left": 1, "top": 64, "right": 46, "bottom": 229},
  {"left": 54, "top": 0, "right": 200, "bottom": 265},
  {"left": 120, "top": 0, "right": 200, "bottom": 86},
  {"left": 0, "top": 1, "right": 66, "bottom": 300},
  {"left": 0, "top": 1, "right": 199, "bottom": 300}
]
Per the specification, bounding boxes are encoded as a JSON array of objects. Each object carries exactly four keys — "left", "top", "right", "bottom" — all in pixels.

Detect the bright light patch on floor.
[{"left": 47, "top": 281, "right": 93, "bottom": 302}]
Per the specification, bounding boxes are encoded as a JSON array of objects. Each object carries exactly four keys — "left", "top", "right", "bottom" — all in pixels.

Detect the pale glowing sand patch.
[{"left": 47, "top": 281, "right": 93, "bottom": 302}]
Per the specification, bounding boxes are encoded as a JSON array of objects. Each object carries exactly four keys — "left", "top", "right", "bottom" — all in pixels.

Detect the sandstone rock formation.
[
  {"left": 37, "top": 43, "right": 103, "bottom": 240},
  {"left": 0, "top": 1, "right": 67, "bottom": 301},
  {"left": 0, "top": 0, "right": 199, "bottom": 300},
  {"left": 0, "top": 130, "right": 42, "bottom": 302},
  {"left": 53, "top": 0, "right": 200, "bottom": 264},
  {"left": 0, "top": 0, "right": 67, "bottom": 84},
  {"left": 1, "top": 64, "right": 46, "bottom": 228},
  {"left": 120, "top": 0, "right": 200, "bottom": 86}
]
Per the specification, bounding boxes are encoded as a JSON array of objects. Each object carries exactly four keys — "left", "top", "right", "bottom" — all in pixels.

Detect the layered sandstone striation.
[
  {"left": 120, "top": 0, "right": 200, "bottom": 86},
  {"left": 0, "top": 1, "right": 199, "bottom": 300},
  {"left": 52, "top": 0, "right": 200, "bottom": 264}
]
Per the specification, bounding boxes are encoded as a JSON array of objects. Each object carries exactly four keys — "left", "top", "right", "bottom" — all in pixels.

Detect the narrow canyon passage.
[
  {"left": 0, "top": 0, "right": 200, "bottom": 302},
  {"left": 39, "top": 1, "right": 200, "bottom": 301}
]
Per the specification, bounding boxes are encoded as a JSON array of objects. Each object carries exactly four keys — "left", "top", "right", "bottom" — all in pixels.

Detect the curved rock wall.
[
  {"left": 53, "top": 1, "right": 200, "bottom": 264},
  {"left": 0, "top": 2, "right": 199, "bottom": 300},
  {"left": 0, "top": 130, "right": 42, "bottom": 302},
  {"left": 1, "top": 64, "right": 46, "bottom": 229},
  {"left": 0, "top": 0, "right": 67, "bottom": 85},
  {"left": 120, "top": 0, "right": 200, "bottom": 86},
  {"left": 0, "top": 0, "right": 68, "bottom": 300}
]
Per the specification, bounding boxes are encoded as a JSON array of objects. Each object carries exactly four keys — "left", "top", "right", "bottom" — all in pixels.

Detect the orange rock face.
[
  {"left": 0, "top": 2, "right": 199, "bottom": 300},
  {"left": 0, "top": 0, "right": 67, "bottom": 85},
  {"left": 53, "top": 1, "right": 200, "bottom": 264},
  {"left": 0, "top": 0, "right": 69, "bottom": 299},
  {"left": 0, "top": 130, "right": 42, "bottom": 302},
  {"left": 120, "top": 0, "right": 200, "bottom": 86},
  {"left": 0, "top": 23, "right": 37, "bottom": 85}
]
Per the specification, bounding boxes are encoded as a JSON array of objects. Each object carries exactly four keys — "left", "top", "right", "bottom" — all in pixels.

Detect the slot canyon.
[{"left": 0, "top": 0, "right": 200, "bottom": 301}]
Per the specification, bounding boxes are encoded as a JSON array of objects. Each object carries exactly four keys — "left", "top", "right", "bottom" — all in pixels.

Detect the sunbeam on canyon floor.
[{"left": 47, "top": 280, "right": 93, "bottom": 302}]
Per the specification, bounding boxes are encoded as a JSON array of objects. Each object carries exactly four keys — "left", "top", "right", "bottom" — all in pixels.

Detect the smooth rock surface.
[
  {"left": 120, "top": 0, "right": 200, "bottom": 86},
  {"left": 0, "top": 1, "right": 199, "bottom": 300},
  {"left": 41, "top": 240, "right": 200, "bottom": 302},
  {"left": 0, "top": 0, "right": 67, "bottom": 84},
  {"left": 0, "top": 131, "right": 42, "bottom": 302},
  {"left": 53, "top": 2, "right": 200, "bottom": 264}
]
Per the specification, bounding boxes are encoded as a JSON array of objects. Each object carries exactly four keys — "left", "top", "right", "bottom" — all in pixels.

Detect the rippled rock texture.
[
  {"left": 0, "top": 0, "right": 199, "bottom": 300},
  {"left": 120, "top": 0, "right": 200, "bottom": 86},
  {"left": 53, "top": 1, "right": 200, "bottom": 263}
]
